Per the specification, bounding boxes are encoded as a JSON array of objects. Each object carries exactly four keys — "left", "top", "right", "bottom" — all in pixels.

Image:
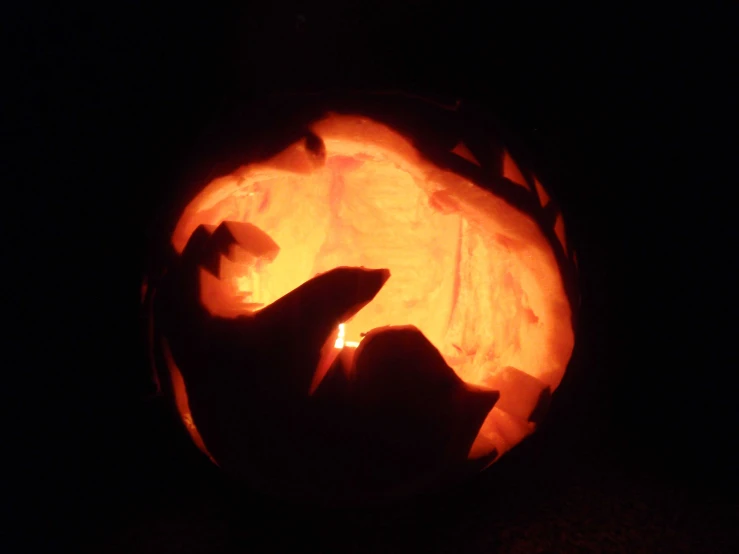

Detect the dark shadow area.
[
  {"left": 158, "top": 221, "right": 497, "bottom": 501},
  {"left": 5, "top": 3, "right": 737, "bottom": 553}
]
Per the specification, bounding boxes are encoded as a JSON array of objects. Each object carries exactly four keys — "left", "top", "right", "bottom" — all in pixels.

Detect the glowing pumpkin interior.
[{"left": 168, "top": 114, "right": 574, "bottom": 463}]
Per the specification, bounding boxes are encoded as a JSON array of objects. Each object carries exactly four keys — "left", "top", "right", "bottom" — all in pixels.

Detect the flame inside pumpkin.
[{"left": 167, "top": 114, "right": 574, "bottom": 464}]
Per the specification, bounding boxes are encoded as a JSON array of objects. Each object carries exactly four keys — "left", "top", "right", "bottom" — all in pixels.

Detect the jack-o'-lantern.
[{"left": 144, "top": 93, "right": 578, "bottom": 502}]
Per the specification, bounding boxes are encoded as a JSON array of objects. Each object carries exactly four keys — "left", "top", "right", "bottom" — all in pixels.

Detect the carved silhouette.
[{"left": 156, "top": 220, "right": 500, "bottom": 499}]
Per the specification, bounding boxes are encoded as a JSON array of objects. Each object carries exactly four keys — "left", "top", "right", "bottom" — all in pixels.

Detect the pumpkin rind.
[{"left": 146, "top": 96, "right": 578, "bottom": 500}]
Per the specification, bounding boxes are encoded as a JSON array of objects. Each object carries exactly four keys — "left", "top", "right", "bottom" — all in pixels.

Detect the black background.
[{"left": 5, "top": 3, "right": 737, "bottom": 552}]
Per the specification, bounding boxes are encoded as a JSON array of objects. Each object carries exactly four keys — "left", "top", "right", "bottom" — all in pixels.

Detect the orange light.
[
  {"left": 167, "top": 114, "right": 575, "bottom": 462},
  {"left": 333, "top": 323, "right": 360, "bottom": 349}
]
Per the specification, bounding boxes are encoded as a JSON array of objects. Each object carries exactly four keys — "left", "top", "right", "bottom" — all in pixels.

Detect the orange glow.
[
  {"left": 169, "top": 114, "right": 575, "bottom": 462},
  {"left": 161, "top": 338, "right": 217, "bottom": 464},
  {"left": 503, "top": 149, "right": 530, "bottom": 190},
  {"left": 334, "top": 323, "right": 360, "bottom": 349},
  {"left": 554, "top": 213, "right": 568, "bottom": 255},
  {"left": 534, "top": 177, "right": 550, "bottom": 207},
  {"left": 451, "top": 141, "right": 480, "bottom": 166}
]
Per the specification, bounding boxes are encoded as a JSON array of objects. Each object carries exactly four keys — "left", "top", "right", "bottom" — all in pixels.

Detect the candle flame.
[{"left": 334, "top": 323, "right": 360, "bottom": 349}]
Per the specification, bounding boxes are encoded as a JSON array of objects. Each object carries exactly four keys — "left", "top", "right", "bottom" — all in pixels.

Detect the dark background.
[{"left": 5, "top": 3, "right": 737, "bottom": 552}]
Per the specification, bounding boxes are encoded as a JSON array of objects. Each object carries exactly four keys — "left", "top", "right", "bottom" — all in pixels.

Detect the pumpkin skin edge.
[{"left": 143, "top": 93, "right": 579, "bottom": 502}]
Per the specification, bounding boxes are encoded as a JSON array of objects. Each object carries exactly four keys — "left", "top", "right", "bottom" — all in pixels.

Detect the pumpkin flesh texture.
[{"left": 168, "top": 115, "right": 574, "bottom": 465}]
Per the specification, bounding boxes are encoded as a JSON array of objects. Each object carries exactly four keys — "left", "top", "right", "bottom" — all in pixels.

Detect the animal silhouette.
[{"left": 156, "top": 220, "right": 499, "bottom": 500}]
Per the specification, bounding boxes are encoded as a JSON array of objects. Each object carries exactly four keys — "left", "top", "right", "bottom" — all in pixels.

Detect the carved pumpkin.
[{"left": 145, "top": 94, "right": 577, "bottom": 501}]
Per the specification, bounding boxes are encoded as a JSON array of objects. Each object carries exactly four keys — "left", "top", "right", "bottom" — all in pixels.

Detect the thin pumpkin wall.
[{"left": 144, "top": 93, "right": 578, "bottom": 501}]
